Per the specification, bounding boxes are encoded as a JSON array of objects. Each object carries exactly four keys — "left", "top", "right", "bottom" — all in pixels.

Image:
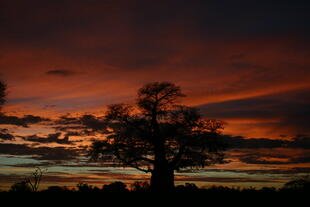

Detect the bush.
[
  {"left": 130, "top": 182, "right": 150, "bottom": 192},
  {"left": 281, "top": 177, "right": 310, "bottom": 192},
  {"left": 102, "top": 182, "right": 128, "bottom": 192},
  {"left": 9, "top": 181, "right": 32, "bottom": 193}
]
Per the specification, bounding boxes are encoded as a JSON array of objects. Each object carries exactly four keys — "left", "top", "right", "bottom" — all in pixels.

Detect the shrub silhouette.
[
  {"left": 175, "top": 183, "right": 200, "bottom": 192},
  {"left": 102, "top": 182, "right": 128, "bottom": 192},
  {"left": 42, "top": 186, "right": 72, "bottom": 193},
  {"left": 281, "top": 177, "right": 310, "bottom": 192},
  {"left": 9, "top": 181, "right": 32, "bottom": 193},
  {"left": 77, "top": 183, "right": 100, "bottom": 193},
  {"left": 130, "top": 181, "right": 150, "bottom": 192},
  {"left": 3, "top": 179, "right": 310, "bottom": 194}
]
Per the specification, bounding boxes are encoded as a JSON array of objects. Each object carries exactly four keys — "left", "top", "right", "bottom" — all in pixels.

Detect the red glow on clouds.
[{"left": 1, "top": 0, "right": 309, "bottom": 189}]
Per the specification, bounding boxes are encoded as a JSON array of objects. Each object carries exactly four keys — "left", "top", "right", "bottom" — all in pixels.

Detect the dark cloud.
[
  {"left": 22, "top": 132, "right": 73, "bottom": 145},
  {"left": 79, "top": 114, "right": 107, "bottom": 132},
  {"left": 221, "top": 134, "right": 310, "bottom": 150},
  {"left": 220, "top": 135, "right": 310, "bottom": 165},
  {"left": 45, "top": 69, "right": 76, "bottom": 77},
  {"left": 0, "top": 128, "right": 14, "bottom": 140},
  {"left": 2, "top": 0, "right": 309, "bottom": 38},
  {"left": 54, "top": 114, "right": 107, "bottom": 135},
  {"left": 290, "top": 156, "right": 310, "bottom": 164},
  {"left": 1, "top": 0, "right": 309, "bottom": 71},
  {"left": 230, "top": 62, "right": 268, "bottom": 72},
  {"left": 232, "top": 147, "right": 310, "bottom": 165},
  {"left": 199, "top": 88, "right": 310, "bottom": 135},
  {"left": 0, "top": 143, "right": 80, "bottom": 160},
  {"left": 238, "top": 154, "right": 310, "bottom": 165},
  {"left": 54, "top": 114, "right": 81, "bottom": 126},
  {"left": 43, "top": 104, "right": 57, "bottom": 109},
  {"left": 7, "top": 97, "right": 42, "bottom": 104},
  {"left": 0, "top": 132, "right": 14, "bottom": 140},
  {"left": 223, "top": 135, "right": 283, "bottom": 149},
  {"left": 193, "top": 1, "right": 310, "bottom": 37},
  {"left": 0, "top": 114, "right": 50, "bottom": 127}
]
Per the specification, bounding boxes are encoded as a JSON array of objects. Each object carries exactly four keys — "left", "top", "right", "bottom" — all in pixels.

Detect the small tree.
[
  {"left": 25, "top": 167, "right": 45, "bottom": 192},
  {"left": 282, "top": 177, "right": 310, "bottom": 192},
  {"left": 89, "top": 82, "right": 227, "bottom": 191}
]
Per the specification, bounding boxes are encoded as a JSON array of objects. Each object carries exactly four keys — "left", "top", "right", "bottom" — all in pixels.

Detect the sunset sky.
[{"left": 0, "top": 0, "right": 309, "bottom": 190}]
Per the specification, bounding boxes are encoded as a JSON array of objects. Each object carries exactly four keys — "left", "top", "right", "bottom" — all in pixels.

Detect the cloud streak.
[
  {"left": 0, "top": 143, "right": 80, "bottom": 161},
  {"left": 22, "top": 133, "right": 74, "bottom": 145},
  {"left": 0, "top": 0, "right": 310, "bottom": 189},
  {"left": 0, "top": 114, "right": 50, "bottom": 127},
  {"left": 45, "top": 69, "right": 76, "bottom": 77},
  {"left": 199, "top": 88, "right": 310, "bottom": 138}
]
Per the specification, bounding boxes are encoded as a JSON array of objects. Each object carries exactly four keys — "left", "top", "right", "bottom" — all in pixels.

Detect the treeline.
[{"left": 1, "top": 178, "right": 309, "bottom": 193}]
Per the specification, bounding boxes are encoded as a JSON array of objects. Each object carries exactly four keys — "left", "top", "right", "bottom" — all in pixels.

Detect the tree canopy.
[{"left": 89, "top": 82, "right": 227, "bottom": 191}]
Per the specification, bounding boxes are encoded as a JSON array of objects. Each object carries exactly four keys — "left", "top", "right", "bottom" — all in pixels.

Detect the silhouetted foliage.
[
  {"left": 281, "top": 177, "right": 310, "bottom": 192},
  {"left": 8, "top": 168, "right": 45, "bottom": 192},
  {"left": 130, "top": 181, "right": 150, "bottom": 192},
  {"left": 259, "top": 187, "right": 277, "bottom": 193},
  {"left": 89, "top": 82, "right": 227, "bottom": 191},
  {"left": 25, "top": 167, "right": 45, "bottom": 192},
  {"left": 0, "top": 80, "right": 6, "bottom": 111},
  {"left": 175, "top": 183, "right": 200, "bottom": 192},
  {"left": 2, "top": 179, "right": 310, "bottom": 196},
  {"left": 77, "top": 183, "right": 100, "bottom": 193},
  {"left": 9, "top": 181, "right": 32, "bottom": 193},
  {"left": 205, "top": 185, "right": 240, "bottom": 194},
  {"left": 102, "top": 181, "right": 129, "bottom": 192},
  {"left": 42, "top": 186, "right": 72, "bottom": 193}
]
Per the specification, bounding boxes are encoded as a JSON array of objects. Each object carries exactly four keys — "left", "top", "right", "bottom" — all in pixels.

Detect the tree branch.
[
  {"left": 169, "top": 144, "right": 186, "bottom": 169},
  {"left": 113, "top": 149, "right": 153, "bottom": 173}
]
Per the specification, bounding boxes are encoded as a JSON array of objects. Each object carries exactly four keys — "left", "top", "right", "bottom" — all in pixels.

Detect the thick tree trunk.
[
  {"left": 149, "top": 105, "right": 174, "bottom": 191},
  {"left": 150, "top": 132, "right": 174, "bottom": 191},
  {"left": 150, "top": 164, "right": 174, "bottom": 192}
]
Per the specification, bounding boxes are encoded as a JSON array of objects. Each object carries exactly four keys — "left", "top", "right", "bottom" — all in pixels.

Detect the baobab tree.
[
  {"left": 0, "top": 80, "right": 6, "bottom": 110},
  {"left": 89, "top": 82, "right": 226, "bottom": 191}
]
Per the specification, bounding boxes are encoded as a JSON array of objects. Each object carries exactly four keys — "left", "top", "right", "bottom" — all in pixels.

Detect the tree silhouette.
[
  {"left": 102, "top": 182, "right": 128, "bottom": 192},
  {"left": 0, "top": 80, "right": 6, "bottom": 110},
  {"left": 9, "top": 181, "right": 32, "bottom": 193},
  {"left": 282, "top": 177, "right": 310, "bottom": 192},
  {"left": 89, "top": 82, "right": 227, "bottom": 191},
  {"left": 25, "top": 167, "right": 45, "bottom": 192},
  {"left": 9, "top": 168, "right": 45, "bottom": 192},
  {"left": 130, "top": 181, "right": 150, "bottom": 192},
  {"left": 77, "top": 183, "right": 100, "bottom": 193}
]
